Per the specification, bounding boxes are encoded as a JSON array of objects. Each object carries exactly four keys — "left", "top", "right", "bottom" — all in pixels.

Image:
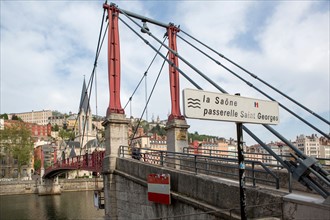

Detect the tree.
[
  {"left": 140, "top": 120, "right": 149, "bottom": 133},
  {"left": 11, "top": 114, "right": 22, "bottom": 121},
  {"left": 0, "top": 113, "right": 8, "bottom": 119},
  {"left": 0, "top": 122, "right": 34, "bottom": 179},
  {"left": 150, "top": 124, "right": 165, "bottom": 136},
  {"left": 54, "top": 124, "right": 59, "bottom": 131},
  {"left": 52, "top": 110, "right": 62, "bottom": 117},
  {"left": 59, "top": 128, "right": 72, "bottom": 140},
  {"left": 188, "top": 131, "right": 218, "bottom": 142}
]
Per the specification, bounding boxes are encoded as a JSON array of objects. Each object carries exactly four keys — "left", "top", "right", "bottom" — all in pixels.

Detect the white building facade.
[{"left": 295, "top": 134, "right": 321, "bottom": 158}]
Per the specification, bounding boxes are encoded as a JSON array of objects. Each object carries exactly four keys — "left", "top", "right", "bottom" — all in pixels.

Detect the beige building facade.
[{"left": 8, "top": 110, "right": 52, "bottom": 125}]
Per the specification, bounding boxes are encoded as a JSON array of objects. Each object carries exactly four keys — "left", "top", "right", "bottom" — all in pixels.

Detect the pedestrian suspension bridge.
[
  {"left": 42, "top": 1, "right": 329, "bottom": 219},
  {"left": 43, "top": 151, "right": 105, "bottom": 178}
]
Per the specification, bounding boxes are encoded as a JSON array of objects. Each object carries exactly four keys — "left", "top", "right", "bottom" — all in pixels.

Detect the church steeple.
[
  {"left": 75, "top": 78, "right": 94, "bottom": 149},
  {"left": 79, "top": 78, "right": 91, "bottom": 115}
]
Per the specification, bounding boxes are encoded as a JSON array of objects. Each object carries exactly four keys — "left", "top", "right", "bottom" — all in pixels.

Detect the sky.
[{"left": 1, "top": 0, "right": 329, "bottom": 145}]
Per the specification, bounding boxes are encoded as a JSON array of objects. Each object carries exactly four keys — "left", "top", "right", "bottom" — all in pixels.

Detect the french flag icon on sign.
[{"left": 254, "top": 102, "right": 259, "bottom": 108}]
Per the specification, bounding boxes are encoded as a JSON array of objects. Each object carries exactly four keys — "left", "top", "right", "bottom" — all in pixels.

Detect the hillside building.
[
  {"left": 8, "top": 110, "right": 52, "bottom": 125},
  {"left": 48, "top": 116, "right": 66, "bottom": 128}
]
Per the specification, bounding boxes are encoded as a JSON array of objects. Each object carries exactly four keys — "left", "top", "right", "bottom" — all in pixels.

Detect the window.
[{"left": 23, "top": 169, "right": 27, "bottom": 177}]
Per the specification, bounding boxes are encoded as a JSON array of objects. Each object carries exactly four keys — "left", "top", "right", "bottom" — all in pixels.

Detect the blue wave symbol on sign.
[{"left": 187, "top": 98, "right": 201, "bottom": 109}]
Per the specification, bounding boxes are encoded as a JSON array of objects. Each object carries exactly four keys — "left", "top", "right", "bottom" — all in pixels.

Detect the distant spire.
[{"left": 79, "top": 78, "right": 91, "bottom": 114}]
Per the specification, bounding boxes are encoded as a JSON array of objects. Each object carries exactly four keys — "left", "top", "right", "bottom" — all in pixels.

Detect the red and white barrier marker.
[{"left": 147, "top": 174, "right": 171, "bottom": 205}]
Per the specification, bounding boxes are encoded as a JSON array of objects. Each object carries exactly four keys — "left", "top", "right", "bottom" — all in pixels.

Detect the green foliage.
[
  {"left": 34, "top": 159, "right": 41, "bottom": 171},
  {"left": 59, "top": 128, "right": 73, "bottom": 140},
  {"left": 52, "top": 110, "right": 62, "bottom": 117},
  {"left": 0, "top": 122, "right": 34, "bottom": 177},
  {"left": 141, "top": 122, "right": 150, "bottom": 134},
  {"left": 53, "top": 124, "right": 59, "bottom": 131},
  {"left": 188, "top": 131, "right": 217, "bottom": 142},
  {"left": 0, "top": 113, "right": 8, "bottom": 119},
  {"left": 150, "top": 124, "right": 166, "bottom": 136},
  {"left": 11, "top": 114, "right": 22, "bottom": 121}
]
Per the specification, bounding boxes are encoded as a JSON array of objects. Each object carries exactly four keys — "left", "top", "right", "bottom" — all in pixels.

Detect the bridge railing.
[
  {"left": 119, "top": 146, "right": 280, "bottom": 190},
  {"left": 45, "top": 151, "right": 105, "bottom": 175},
  {"left": 183, "top": 147, "right": 330, "bottom": 192},
  {"left": 183, "top": 147, "right": 330, "bottom": 171}
]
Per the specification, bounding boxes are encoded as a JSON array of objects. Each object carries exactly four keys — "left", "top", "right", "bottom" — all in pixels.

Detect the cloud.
[
  {"left": 1, "top": 1, "right": 101, "bottom": 113},
  {"left": 0, "top": 1, "right": 328, "bottom": 145}
]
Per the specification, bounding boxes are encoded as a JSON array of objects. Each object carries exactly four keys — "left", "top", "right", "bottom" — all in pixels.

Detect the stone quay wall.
[
  {"left": 0, "top": 180, "right": 38, "bottom": 195},
  {"left": 0, "top": 178, "right": 103, "bottom": 196}
]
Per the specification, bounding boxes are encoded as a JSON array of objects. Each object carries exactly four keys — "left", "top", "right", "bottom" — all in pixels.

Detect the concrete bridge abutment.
[
  {"left": 100, "top": 113, "right": 330, "bottom": 219},
  {"left": 112, "top": 158, "right": 330, "bottom": 220}
]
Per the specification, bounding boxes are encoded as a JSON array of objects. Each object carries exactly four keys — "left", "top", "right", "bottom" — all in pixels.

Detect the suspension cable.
[
  {"left": 177, "top": 34, "right": 329, "bottom": 139},
  {"left": 117, "top": 15, "right": 200, "bottom": 89},
  {"left": 145, "top": 70, "right": 148, "bottom": 122},
  {"left": 174, "top": 32, "right": 330, "bottom": 191},
  {"left": 74, "top": 23, "right": 109, "bottom": 154},
  {"left": 95, "top": 66, "right": 98, "bottom": 123},
  {"left": 117, "top": 7, "right": 329, "bottom": 156},
  {"left": 107, "top": 4, "right": 330, "bottom": 198},
  {"left": 76, "top": 5, "right": 108, "bottom": 155},
  {"left": 116, "top": 19, "right": 301, "bottom": 159},
  {"left": 118, "top": 7, "right": 230, "bottom": 93},
  {"left": 130, "top": 54, "right": 168, "bottom": 144},
  {"left": 179, "top": 29, "right": 330, "bottom": 126},
  {"left": 123, "top": 76, "right": 144, "bottom": 110},
  {"left": 116, "top": 4, "right": 330, "bottom": 157},
  {"left": 123, "top": 38, "right": 167, "bottom": 111},
  {"left": 74, "top": 22, "right": 109, "bottom": 155}
]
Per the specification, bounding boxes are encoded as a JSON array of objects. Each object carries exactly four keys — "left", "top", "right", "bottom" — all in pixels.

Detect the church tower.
[{"left": 75, "top": 79, "right": 95, "bottom": 150}]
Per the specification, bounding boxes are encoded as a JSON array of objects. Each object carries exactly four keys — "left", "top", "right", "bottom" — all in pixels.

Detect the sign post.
[
  {"left": 237, "top": 121, "right": 246, "bottom": 219},
  {"left": 183, "top": 88, "right": 279, "bottom": 219},
  {"left": 235, "top": 93, "right": 247, "bottom": 220}
]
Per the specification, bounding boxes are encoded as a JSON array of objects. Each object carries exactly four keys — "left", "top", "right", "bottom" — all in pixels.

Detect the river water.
[{"left": 0, "top": 191, "right": 105, "bottom": 220}]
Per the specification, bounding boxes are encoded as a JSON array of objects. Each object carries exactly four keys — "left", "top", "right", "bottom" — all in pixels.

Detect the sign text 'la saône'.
[{"left": 183, "top": 89, "right": 279, "bottom": 125}]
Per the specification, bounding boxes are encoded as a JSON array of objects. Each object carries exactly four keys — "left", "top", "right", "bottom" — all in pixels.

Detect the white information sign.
[{"left": 183, "top": 89, "right": 279, "bottom": 125}]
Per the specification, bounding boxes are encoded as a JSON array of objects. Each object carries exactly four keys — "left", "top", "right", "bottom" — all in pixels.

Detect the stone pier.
[
  {"left": 37, "top": 168, "right": 61, "bottom": 195},
  {"left": 165, "top": 118, "right": 190, "bottom": 169},
  {"left": 102, "top": 113, "right": 129, "bottom": 218}
]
